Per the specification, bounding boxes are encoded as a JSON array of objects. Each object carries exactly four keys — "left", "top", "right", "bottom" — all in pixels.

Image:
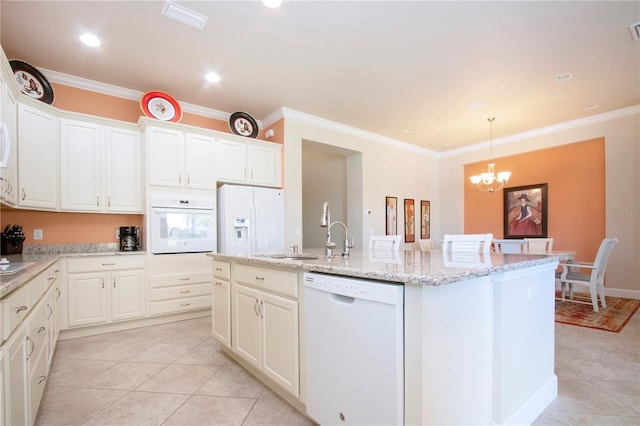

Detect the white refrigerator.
[{"left": 217, "top": 184, "right": 285, "bottom": 255}]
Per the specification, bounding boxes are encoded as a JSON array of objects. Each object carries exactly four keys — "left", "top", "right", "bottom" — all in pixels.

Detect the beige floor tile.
[
  {"left": 34, "top": 385, "right": 127, "bottom": 426},
  {"left": 175, "top": 343, "right": 232, "bottom": 366},
  {"left": 127, "top": 342, "right": 195, "bottom": 363},
  {"left": 163, "top": 395, "right": 257, "bottom": 426},
  {"left": 82, "top": 390, "right": 189, "bottom": 425},
  {"left": 135, "top": 363, "right": 219, "bottom": 394},
  {"left": 77, "top": 339, "right": 151, "bottom": 361},
  {"left": 46, "top": 358, "right": 119, "bottom": 387},
  {"left": 81, "top": 361, "right": 168, "bottom": 390},
  {"left": 244, "top": 394, "right": 315, "bottom": 425},
  {"left": 197, "top": 363, "right": 266, "bottom": 398},
  {"left": 593, "top": 379, "right": 640, "bottom": 413},
  {"left": 162, "top": 327, "right": 215, "bottom": 344}
]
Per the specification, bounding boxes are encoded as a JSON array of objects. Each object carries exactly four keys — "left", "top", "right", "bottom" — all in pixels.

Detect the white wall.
[{"left": 283, "top": 118, "right": 440, "bottom": 252}]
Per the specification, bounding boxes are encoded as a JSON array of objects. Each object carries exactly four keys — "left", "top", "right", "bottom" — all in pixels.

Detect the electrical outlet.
[{"left": 34, "top": 229, "right": 43, "bottom": 240}]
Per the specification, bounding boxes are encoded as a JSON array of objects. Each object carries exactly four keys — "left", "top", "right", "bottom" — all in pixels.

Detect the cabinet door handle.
[
  {"left": 38, "top": 375, "right": 47, "bottom": 384},
  {"left": 179, "top": 290, "right": 191, "bottom": 294},
  {"left": 259, "top": 300, "right": 264, "bottom": 318},
  {"left": 179, "top": 277, "right": 191, "bottom": 281},
  {"left": 21, "top": 188, "right": 26, "bottom": 200},
  {"left": 55, "top": 287, "right": 61, "bottom": 300},
  {"left": 179, "top": 303, "right": 191, "bottom": 307},
  {"left": 255, "top": 276, "right": 265, "bottom": 281},
  {"left": 178, "top": 173, "right": 182, "bottom": 183},
  {"left": 48, "top": 276, "right": 55, "bottom": 281},
  {"left": 37, "top": 326, "right": 46, "bottom": 334},
  {"left": 16, "top": 305, "right": 28, "bottom": 314},
  {"left": 187, "top": 174, "right": 191, "bottom": 184},
  {"left": 214, "top": 281, "right": 223, "bottom": 287},
  {"left": 96, "top": 196, "right": 100, "bottom": 206},
  {"left": 107, "top": 196, "right": 111, "bottom": 207},
  {"left": 46, "top": 303, "right": 53, "bottom": 320},
  {"left": 25, "top": 336, "right": 34, "bottom": 360},
  {"left": 113, "top": 278, "right": 116, "bottom": 288},
  {"left": 101, "top": 263, "right": 116, "bottom": 266},
  {"left": 243, "top": 169, "right": 247, "bottom": 178},
  {"left": 215, "top": 267, "right": 223, "bottom": 272},
  {"left": 102, "top": 279, "right": 105, "bottom": 289}
]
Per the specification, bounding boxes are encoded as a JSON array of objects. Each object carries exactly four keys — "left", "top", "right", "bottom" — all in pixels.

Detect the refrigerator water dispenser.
[{"left": 233, "top": 218, "right": 249, "bottom": 243}]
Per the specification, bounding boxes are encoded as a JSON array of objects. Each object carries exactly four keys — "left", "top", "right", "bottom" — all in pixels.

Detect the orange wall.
[
  {"left": 464, "top": 138, "right": 605, "bottom": 262},
  {"left": 0, "top": 207, "right": 143, "bottom": 246},
  {"left": 1, "top": 83, "right": 284, "bottom": 246}
]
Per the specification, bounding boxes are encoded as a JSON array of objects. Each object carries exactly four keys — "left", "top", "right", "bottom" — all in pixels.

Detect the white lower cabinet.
[
  {"left": 67, "top": 256, "right": 146, "bottom": 328},
  {"left": 6, "top": 327, "right": 27, "bottom": 426},
  {"left": 1, "top": 261, "right": 60, "bottom": 426},
  {"left": 148, "top": 254, "right": 212, "bottom": 316},
  {"left": 212, "top": 260, "right": 231, "bottom": 347},
  {"left": 230, "top": 264, "right": 299, "bottom": 397}
]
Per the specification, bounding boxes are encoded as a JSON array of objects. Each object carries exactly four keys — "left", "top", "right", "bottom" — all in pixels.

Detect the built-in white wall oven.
[{"left": 149, "top": 195, "right": 216, "bottom": 254}]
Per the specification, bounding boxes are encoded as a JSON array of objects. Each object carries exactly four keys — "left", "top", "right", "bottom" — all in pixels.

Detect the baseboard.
[
  {"left": 502, "top": 375, "right": 557, "bottom": 425},
  {"left": 554, "top": 282, "right": 640, "bottom": 300},
  {"left": 58, "top": 309, "right": 210, "bottom": 340}
]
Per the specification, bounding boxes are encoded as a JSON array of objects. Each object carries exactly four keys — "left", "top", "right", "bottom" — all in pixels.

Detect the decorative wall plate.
[
  {"left": 9, "top": 60, "right": 55, "bottom": 104},
  {"left": 229, "top": 111, "right": 259, "bottom": 138},
  {"left": 140, "top": 90, "right": 183, "bottom": 122}
]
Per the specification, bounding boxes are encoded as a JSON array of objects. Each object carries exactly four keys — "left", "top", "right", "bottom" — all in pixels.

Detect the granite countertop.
[
  {"left": 209, "top": 249, "right": 569, "bottom": 286},
  {"left": 0, "top": 244, "right": 147, "bottom": 298}
]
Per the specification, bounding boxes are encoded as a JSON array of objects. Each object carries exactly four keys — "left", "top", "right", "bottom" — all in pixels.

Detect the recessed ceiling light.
[
  {"left": 404, "top": 128, "right": 415, "bottom": 133},
  {"left": 584, "top": 104, "right": 599, "bottom": 110},
  {"left": 556, "top": 73, "right": 573, "bottom": 82},
  {"left": 205, "top": 72, "right": 221, "bottom": 83},
  {"left": 162, "top": 1, "right": 208, "bottom": 30},
  {"left": 468, "top": 100, "right": 486, "bottom": 109},
  {"left": 79, "top": 33, "right": 101, "bottom": 47},
  {"left": 263, "top": 0, "right": 282, "bottom": 8}
]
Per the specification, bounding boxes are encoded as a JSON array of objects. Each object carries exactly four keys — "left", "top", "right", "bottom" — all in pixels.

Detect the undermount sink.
[{"left": 262, "top": 254, "right": 320, "bottom": 260}]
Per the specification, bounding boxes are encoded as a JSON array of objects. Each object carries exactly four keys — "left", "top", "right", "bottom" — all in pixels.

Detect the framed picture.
[
  {"left": 503, "top": 183, "right": 548, "bottom": 238},
  {"left": 420, "top": 200, "right": 430, "bottom": 239},
  {"left": 404, "top": 199, "right": 415, "bottom": 243},
  {"left": 385, "top": 196, "right": 398, "bottom": 235}
]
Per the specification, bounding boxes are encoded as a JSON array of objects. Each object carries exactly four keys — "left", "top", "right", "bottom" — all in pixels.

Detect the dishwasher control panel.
[{"left": 303, "top": 272, "right": 402, "bottom": 305}]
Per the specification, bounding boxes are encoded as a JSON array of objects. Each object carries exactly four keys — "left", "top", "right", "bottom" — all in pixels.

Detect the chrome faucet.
[{"left": 320, "top": 202, "right": 354, "bottom": 257}]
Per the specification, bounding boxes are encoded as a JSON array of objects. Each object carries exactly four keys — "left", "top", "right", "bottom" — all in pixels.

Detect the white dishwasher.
[{"left": 303, "top": 272, "right": 404, "bottom": 426}]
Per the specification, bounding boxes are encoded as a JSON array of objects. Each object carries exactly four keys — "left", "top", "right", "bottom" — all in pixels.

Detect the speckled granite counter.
[
  {"left": 0, "top": 244, "right": 147, "bottom": 298},
  {"left": 207, "top": 248, "right": 568, "bottom": 286}
]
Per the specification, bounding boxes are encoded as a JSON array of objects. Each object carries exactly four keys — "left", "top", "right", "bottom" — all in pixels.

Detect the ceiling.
[{"left": 1, "top": 1, "right": 638, "bottom": 152}]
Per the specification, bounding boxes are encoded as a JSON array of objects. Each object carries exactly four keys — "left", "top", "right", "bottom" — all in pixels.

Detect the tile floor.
[{"left": 35, "top": 310, "right": 639, "bottom": 425}]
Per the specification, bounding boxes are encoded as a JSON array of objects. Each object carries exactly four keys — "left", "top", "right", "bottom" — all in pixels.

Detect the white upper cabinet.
[
  {"left": 104, "top": 127, "right": 142, "bottom": 212},
  {"left": 1, "top": 79, "right": 19, "bottom": 206},
  {"left": 217, "top": 138, "right": 282, "bottom": 187},
  {"left": 17, "top": 103, "right": 58, "bottom": 210},
  {"left": 60, "top": 118, "right": 142, "bottom": 213},
  {"left": 146, "top": 125, "right": 215, "bottom": 191}
]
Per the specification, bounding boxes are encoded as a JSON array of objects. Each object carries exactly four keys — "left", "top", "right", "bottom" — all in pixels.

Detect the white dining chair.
[
  {"left": 524, "top": 238, "right": 554, "bottom": 253},
  {"left": 369, "top": 235, "right": 402, "bottom": 253},
  {"left": 442, "top": 233, "right": 493, "bottom": 254},
  {"left": 418, "top": 239, "right": 433, "bottom": 251},
  {"left": 556, "top": 238, "right": 617, "bottom": 312},
  {"left": 493, "top": 239, "right": 526, "bottom": 254}
]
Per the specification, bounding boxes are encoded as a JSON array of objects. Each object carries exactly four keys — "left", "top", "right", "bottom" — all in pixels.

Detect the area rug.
[{"left": 555, "top": 293, "right": 640, "bottom": 332}]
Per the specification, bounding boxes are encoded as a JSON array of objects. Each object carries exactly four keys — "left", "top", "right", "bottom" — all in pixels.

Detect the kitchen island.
[{"left": 208, "top": 249, "right": 563, "bottom": 425}]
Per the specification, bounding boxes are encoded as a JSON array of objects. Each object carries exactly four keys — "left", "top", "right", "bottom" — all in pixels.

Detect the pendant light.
[{"left": 469, "top": 117, "right": 511, "bottom": 193}]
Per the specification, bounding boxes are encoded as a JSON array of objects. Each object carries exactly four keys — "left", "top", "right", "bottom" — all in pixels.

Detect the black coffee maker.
[{"left": 119, "top": 226, "right": 141, "bottom": 251}]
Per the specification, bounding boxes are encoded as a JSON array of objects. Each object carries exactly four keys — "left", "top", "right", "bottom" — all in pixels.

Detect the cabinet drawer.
[
  {"left": 27, "top": 273, "right": 48, "bottom": 309},
  {"left": 150, "top": 283, "right": 212, "bottom": 302},
  {"left": 26, "top": 301, "right": 48, "bottom": 357},
  {"left": 233, "top": 264, "right": 298, "bottom": 298},
  {"left": 67, "top": 255, "right": 145, "bottom": 273},
  {"left": 149, "top": 271, "right": 211, "bottom": 288},
  {"left": 149, "top": 294, "right": 211, "bottom": 316},
  {"left": 1, "top": 284, "right": 29, "bottom": 342},
  {"left": 28, "top": 346, "right": 49, "bottom": 425},
  {"left": 212, "top": 260, "right": 230, "bottom": 280}
]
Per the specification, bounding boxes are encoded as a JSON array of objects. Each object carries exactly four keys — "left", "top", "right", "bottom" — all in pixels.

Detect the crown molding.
[
  {"left": 279, "top": 107, "right": 438, "bottom": 156},
  {"left": 40, "top": 67, "right": 233, "bottom": 122},
  {"left": 37, "top": 68, "right": 638, "bottom": 159},
  {"left": 441, "top": 105, "right": 640, "bottom": 158}
]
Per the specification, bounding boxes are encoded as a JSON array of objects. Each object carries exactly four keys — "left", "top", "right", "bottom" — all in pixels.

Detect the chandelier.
[{"left": 469, "top": 117, "right": 511, "bottom": 193}]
